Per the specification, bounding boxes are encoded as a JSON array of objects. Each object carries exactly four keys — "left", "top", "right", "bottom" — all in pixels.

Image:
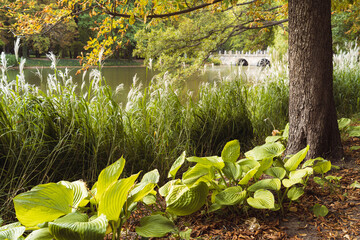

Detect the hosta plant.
[
  {"left": 4, "top": 157, "right": 165, "bottom": 240},
  {"left": 160, "top": 139, "right": 333, "bottom": 216}
]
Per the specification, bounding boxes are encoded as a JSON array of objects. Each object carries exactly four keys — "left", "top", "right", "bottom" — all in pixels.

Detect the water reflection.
[{"left": 7, "top": 65, "right": 261, "bottom": 103}]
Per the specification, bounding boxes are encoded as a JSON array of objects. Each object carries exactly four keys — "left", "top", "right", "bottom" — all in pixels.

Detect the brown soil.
[{"left": 113, "top": 136, "right": 360, "bottom": 240}]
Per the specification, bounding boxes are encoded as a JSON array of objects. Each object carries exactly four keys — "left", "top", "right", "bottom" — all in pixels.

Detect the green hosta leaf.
[
  {"left": 98, "top": 172, "right": 140, "bottom": 221},
  {"left": 49, "top": 213, "right": 107, "bottom": 240},
  {"left": 289, "top": 168, "right": 313, "bottom": 179},
  {"left": 222, "top": 162, "right": 242, "bottom": 181},
  {"left": 237, "top": 159, "right": 260, "bottom": 185},
  {"left": 313, "top": 160, "right": 331, "bottom": 174},
  {"left": 247, "top": 190, "right": 275, "bottom": 209},
  {"left": 208, "top": 203, "right": 223, "bottom": 213},
  {"left": 58, "top": 180, "right": 89, "bottom": 210},
  {"left": 14, "top": 183, "right": 73, "bottom": 227},
  {"left": 129, "top": 169, "right": 159, "bottom": 203},
  {"left": 348, "top": 126, "right": 360, "bottom": 137},
  {"left": 25, "top": 228, "right": 53, "bottom": 240},
  {"left": 142, "top": 194, "right": 157, "bottom": 205},
  {"left": 282, "top": 123, "right": 289, "bottom": 139},
  {"left": 254, "top": 158, "right": 273, "bottom": 179},
  {"left": 282, "top": 178, "right": 303, "bottom": 188},
  {"left": 166, "top": 182, "right": 208, "bottom": 216},
  {"left": 287, "top": 187, "right": 304, "bottom": 201},
  {"left": 248, "top": 178, "right": 281, "bottom": 192},
  {"left": 0, "top": 222, "right": 25, "bottom": 240},
  {"left": 245, "top": 142, "right": 285, "bottom": 161},
  {"left": 302, "top": 158, "right": 316, "bottom": 168},
  {"left": 0, "top": 218, "right": 2, "bottom": 226},
  {"left": 179, "top": 229, "right": 192, "bottom": 240},
  {"left": 159, "top": 180, "right": 180, "bottom": 197},
  {"left": 182, "top": 164, "right": 214, "bottom": 186},
  {"left": 135, "top": 215, "right": 175, "bottom": 238},
  {"left": 264, "top": 167, "right": 286, "bottom": 179},
  {"left": 338, "top": 118, "right": 351, "bottom": 130},
  {"left": 312, "top": 204, "right": 328, "bottom": 217},
  {"left": 95, "top": 157, "right": 125, "bottom": 201},
  {"left": 284, "top": 146, "right": 309, "bottom": 172},
  {"left": 168, "top": 151, "right": 186, "bottom": 179},
  {"left": 350, "top": 181, "right": 360, "bottom": 188},
  {"left": 350, "top": 146, "right": 360, "bottom": 151},
  {"left": 128, "top": 183, "right": 156, "bottom": 205},
  {"left": 221, "top": 140, "right": 240, "bottom": 163},
  {"left": 265, "top": 136, "right": 283, "bottom": 143},
  {"left": 187, "top": 156, "right": 224, "bottom": 170},
  {"left": 215, "top": 186, "right": 246, "bottom": 206}
]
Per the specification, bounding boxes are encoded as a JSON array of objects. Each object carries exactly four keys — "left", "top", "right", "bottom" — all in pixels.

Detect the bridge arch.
[
  {"left": 257, "top": 58, "right": 271, "bottom": 67},
  {"left": 237, "top": 58, "right": 249, "bottom": 66}
]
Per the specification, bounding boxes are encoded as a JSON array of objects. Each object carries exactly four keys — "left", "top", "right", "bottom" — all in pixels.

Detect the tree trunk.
[{"left": 287, "top": 0, "right": 343, "bottom": 159}]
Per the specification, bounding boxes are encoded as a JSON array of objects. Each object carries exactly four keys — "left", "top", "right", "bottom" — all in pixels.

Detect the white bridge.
[{"left": 213, "top": 50, "right": 270, "bottom": 66}]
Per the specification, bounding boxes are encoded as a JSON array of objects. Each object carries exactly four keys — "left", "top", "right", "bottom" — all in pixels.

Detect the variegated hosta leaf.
[
  {"left": 166, "top": 182, "right": 209, "bottom": 216},
  {"left": 49, "top": 213, "right": 107, "bottom": 240},
  {"left": 313, "top": 160, "right": 331, "bottom": 174},
  {"left": 247, "top": 189, "right": 275, "bottom": 209},
  {"left": 214, "top": 186, "right": 246, "bottom": 206},
  {"left": 168, "top": 151, "right": 186, "bottom": 179},
  {"left": 0, "top": 222, "right": 25, "bottom": 240},
  {"left": 182, "top": 164, "right": 214, "bottom": 186},
  {"left": 221, "top": 140, "right": 240, "bottom": 163},
  {"left": 135, "top": 215, "right": 176, "bottom": 238},
  {"left": 186, "top": 156, "right": 225, "bottom": 170},
  {"left": 245, "top": 142, "right": 285, "bottom": 161},
  {"left": 58, "top": 180, "right": 89, "bottom": 210},
  {"left": 264, "top": 167, "right": 286, "bottom": 179},
  {"left": 25, "top": 228, "right": 53, "bottom": 240},
  {"left": 282, "top": 178, "right": 303, "bottom": 188},
  {"left": 289, "top": 168, "right": 313, "bottom": 179},
  {"left": 287, "top": 187, "right": 305, "bottom": 201},
  {"left": 98, "top": 173, "right": 140, "bottom": 221},
  {"left": 222, "top": 162, "right": 242, "bottom": 181},
  {"left": 159, "top": 179, "right": 181, "bottom": 197},
  {"left": 95, "top": 157, "right": 125, "bottom": 201},
  {"left": 284, "top": 146, "right": 309, "bottom": 171},
  {"left": 13, "top": 183, "right": 73, "bottom": 227},
  {"left": 237, "top": 159, "right": 260, "bottom": 185},
  {"left": 247, "top": 178, "right": 281, "bottom": 192}
]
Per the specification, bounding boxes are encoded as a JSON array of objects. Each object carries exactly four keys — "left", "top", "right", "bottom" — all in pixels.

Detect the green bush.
[{"left": 5, "top": 54, "right": 18, "bottom": 67}]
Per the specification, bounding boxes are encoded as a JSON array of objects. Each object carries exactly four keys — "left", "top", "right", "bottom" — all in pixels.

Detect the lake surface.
[{"left": 7, "top": 65, "right": 261, "bottom": 102}]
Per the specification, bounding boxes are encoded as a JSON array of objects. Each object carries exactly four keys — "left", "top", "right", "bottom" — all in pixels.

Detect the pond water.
[{"left": 7, "top": 65, "right": 260, "bottom": 103}]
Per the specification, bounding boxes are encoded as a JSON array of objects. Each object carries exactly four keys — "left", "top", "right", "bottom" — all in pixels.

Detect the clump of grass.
[{"left": 333, "top": 42, "right": 360, "bottom": 117}]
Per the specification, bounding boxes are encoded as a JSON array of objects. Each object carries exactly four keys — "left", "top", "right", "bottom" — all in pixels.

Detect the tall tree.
[{"left": 287, "top": 0, "right": 343, "bottom": 159}]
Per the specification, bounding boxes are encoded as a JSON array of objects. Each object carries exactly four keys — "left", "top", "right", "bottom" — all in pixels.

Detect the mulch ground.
[{"left": 115, "top": 136, "right": 360, "bottom": 240}]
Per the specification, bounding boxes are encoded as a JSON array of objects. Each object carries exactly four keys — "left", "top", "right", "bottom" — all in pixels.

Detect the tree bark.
[{"left": 287, "top": 0, "right": 343, "bottom": 159}]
